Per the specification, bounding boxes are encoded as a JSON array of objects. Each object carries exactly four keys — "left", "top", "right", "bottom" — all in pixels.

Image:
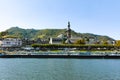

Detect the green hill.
[{"left": 1, "top": 27, "right": 114, "bottom": 41}]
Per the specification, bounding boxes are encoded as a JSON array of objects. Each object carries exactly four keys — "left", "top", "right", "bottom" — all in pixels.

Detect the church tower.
[
  {"left": 65, "top": 21, "right": 72, "bottom": 44},
  {"left": 67, "top": 21, "right": 71, "bottom": 38}
]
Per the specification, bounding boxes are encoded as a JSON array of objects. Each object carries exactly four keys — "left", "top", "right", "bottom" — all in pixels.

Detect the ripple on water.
[{"left": 0, "top": 59, "right": 120, "bottom": 80}]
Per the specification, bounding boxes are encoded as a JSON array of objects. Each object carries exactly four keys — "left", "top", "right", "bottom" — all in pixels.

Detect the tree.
[
  {"left": 74, "top": 39, "right": 85, "bottom": 44},
  {"left": 115, "top": 40, "right": 120, "bottom": 46},
  {"left": 102, "top": 40, "right": 108, "bottom": 45},
  {"left": 0, "top": 31, "right": 8, "bottom": 36}
]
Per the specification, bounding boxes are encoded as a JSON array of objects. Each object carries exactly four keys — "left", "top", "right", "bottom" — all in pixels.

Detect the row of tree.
[{"left": 31, "top": 44, "right": 117, "bottom": 51}]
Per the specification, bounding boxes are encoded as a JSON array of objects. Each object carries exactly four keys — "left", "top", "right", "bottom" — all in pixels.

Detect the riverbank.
[
  {"left": 1, "top": 49, "right": 120, "bottom": 59},
  {"left": 1, "top": 50, "right": 120, "bottom": 55}
]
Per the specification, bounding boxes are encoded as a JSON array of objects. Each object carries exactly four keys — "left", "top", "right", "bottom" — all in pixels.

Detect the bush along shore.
[{"left": 31, "top": 44, "right": 119, "bottom": 51}]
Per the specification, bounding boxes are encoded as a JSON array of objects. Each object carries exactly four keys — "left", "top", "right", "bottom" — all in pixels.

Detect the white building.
[{"left": 0, "top": 38, "right": 22, "bottom": 47}]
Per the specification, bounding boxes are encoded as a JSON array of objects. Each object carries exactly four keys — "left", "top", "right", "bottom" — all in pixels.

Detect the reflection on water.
[{"left": 0, "top": 59, "right": 120, "bottom": 80}]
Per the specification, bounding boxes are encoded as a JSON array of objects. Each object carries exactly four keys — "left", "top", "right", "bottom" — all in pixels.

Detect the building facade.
[{"left": 0, "top": 38, "right": 22, "bottom": 47}]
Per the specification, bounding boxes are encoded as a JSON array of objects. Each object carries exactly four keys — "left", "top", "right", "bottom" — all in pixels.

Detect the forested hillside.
[{"left": 0, "top": 27, "right": 114, "bottom": 41}]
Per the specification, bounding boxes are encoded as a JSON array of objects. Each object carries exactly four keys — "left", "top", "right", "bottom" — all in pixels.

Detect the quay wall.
[{"left": 1, "top": 55, "right": 120, "bottom": 59}]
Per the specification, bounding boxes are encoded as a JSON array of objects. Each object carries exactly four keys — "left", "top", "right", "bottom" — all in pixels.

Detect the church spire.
[
  {"left": 67, "top": 21, "right": 71, "bottom": 38},
  {"left": 68, "top": 21, "right": 70, "bottom": 28}
]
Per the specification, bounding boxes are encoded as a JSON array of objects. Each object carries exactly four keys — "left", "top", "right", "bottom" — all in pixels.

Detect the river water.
[{"left": 0, "top": 58, "right": 120, "bottom": 80}]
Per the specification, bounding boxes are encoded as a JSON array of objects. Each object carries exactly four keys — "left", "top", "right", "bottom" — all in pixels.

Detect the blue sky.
[{"left": 0, "top": 0, "right": 120, "bottom": 40}]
